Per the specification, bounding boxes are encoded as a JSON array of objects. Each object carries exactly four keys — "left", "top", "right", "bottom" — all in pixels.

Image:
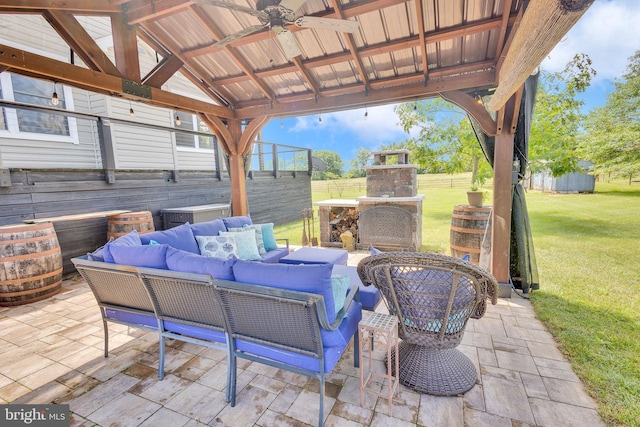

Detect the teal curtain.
[{"left": 470, "top": 74, "right": 540, "bottom": 293}]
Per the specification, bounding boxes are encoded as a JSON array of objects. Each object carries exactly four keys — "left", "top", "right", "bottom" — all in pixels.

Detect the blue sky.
[{"left": 260, "top": 0, "right": 640, "bottom": 168}]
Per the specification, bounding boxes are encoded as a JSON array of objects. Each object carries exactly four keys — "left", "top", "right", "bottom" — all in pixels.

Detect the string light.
[
  {"left": 318, "top": 114, "right": 322, "bottom": 123},
  {"left": 364, "top": 106, "right": 368, "bottom": 119},
  {"left": 51, "top": 81, "right": 59, "bottom": 106},
  {"left": 175, "top": 110, "right": 181, "bottom": 126},
  {"left": 129, "top": 100, "right": 135, "bottom": 118},
  {"left": 280, "top": 121, "right": 284, "bottom": 129}
]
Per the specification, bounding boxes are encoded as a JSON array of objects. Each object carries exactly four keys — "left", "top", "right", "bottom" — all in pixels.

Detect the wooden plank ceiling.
[{"left": 0, "top": 0, "right": 594, "bottom": 130}]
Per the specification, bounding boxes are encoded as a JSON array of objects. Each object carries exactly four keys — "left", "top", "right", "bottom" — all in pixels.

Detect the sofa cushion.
[
  {"left": 139, "top": 222, "right": 199, "bottom": 254},
  {"left": 196, "top": 235, "right": 238, "bottom": 260},
  {"left": 255, "top": 222, "right": 277, "bottom": 251},
  {"left": 232, "top": 260, "right": 337, "bottom": 324},
  {"left": 220, "top": 229, "right": 261, "bottom": 261},
  {"left": 222, "top": 215, "right": 252, "bottom": 229},
  {"left": 229, "top": 224, "right": 266, "bottom": 255},
  {"left": 191, "top": 218, "right": 227, "bottom": 237},
  {"left": 109, "top": 244, "right": 169, "bottom": 269},
  {"left": 103, "top": 230, "right": 142, "bottom": 263},
  {"left": 166, "top": 247, "right": 236, "bottom": 280}
]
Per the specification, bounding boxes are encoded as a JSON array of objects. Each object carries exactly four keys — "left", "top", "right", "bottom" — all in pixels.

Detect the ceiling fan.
[{"left": 197, "top": 0, "right": 360, "bottom": 58}]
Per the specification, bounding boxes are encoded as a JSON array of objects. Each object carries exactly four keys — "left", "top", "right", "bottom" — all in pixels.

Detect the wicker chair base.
[{"left": 388, "top": 341, "right": 478, "bottom": 396}]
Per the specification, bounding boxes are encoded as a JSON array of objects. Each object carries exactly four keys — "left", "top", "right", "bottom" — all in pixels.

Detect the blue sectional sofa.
[{"left": 73, "top": 215, "right": 363, "bottom": 427}]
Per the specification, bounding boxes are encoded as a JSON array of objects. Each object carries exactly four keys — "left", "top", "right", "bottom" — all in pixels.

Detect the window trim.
[{"left": 0, "top": 72, "right": 79, "bottom": 144}]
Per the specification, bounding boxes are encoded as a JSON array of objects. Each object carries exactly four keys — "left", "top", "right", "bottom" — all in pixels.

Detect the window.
[
  {"left": 173, "top": 111, "right": 216, "bottom": 151},
  {"left": 0, "top": 73, "right": 78, "bottom": 143}
]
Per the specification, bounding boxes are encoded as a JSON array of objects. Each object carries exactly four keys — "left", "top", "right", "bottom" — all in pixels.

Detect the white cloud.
[
  {"left": 543, "top": 0, "right": 640, "bottom": 83},
  {"left": 288, "top": 104, "right": 418, "bottom": 150}
]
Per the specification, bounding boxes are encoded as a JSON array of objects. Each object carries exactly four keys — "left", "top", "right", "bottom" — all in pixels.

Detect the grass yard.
[{"left": 274, "top": 173, "right": 640, "bottom": 426}]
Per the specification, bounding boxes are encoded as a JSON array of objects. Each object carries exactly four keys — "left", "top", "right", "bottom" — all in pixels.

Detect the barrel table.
[
  {"left": 450, "top": 205, "right": 492, "bottom": 265},
  {"left": 0, "top": 223, "right": 63, "bottom": 306},
  {"left": 107, "top": 211, "right": 155, "bottom": 240}
]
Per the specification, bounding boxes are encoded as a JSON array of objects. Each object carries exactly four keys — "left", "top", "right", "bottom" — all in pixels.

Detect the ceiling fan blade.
[
  {"left": 276, "top": 29, "right": 303, "bottom": 59},
  {"left": 195, "top": 0, "right": 268, "bottom": 21},
  {"left": 278, "top": 0, "right": 310, "bottom": 13},
  {"left": 212, "top": 24, "right": 268, "bottom": 48},
  {"left": 295, "top": 16, "right": 359, "bottom": 33}
]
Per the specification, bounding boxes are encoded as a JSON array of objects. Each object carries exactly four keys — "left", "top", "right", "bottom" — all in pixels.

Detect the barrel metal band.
[
  {"left": 0, "top": 246, "right": 61, "bottom": 262},
  {"left": 0, "top": 268, "right": 63, "bottom": 292}
]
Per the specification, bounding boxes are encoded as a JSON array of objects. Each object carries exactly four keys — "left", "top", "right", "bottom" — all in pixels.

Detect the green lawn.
[{"left": 274, "top": 174, "right": 640, "bottom": 426}]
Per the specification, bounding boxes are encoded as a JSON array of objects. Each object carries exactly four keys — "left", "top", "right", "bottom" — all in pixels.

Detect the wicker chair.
[{"left": 357, "top": 252, "right": 498, "bottom": 396}]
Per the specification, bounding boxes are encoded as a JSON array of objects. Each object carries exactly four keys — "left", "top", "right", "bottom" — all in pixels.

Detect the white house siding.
[
  {"left": 177, "top": 150, "right": 218, "bottom": 171},
  {"left": 0, "top": 13, "right": 224, "bottom": 172}
]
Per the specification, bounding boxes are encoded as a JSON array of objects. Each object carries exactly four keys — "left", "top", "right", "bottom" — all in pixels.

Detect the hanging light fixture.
[
  {"left": 364, "top": 106, "right": 368, "bottom": 119},
  {"left": 413, "top": 97, "right": 418, "bottom": 111},
  {"left": 51, "top": 81, "right": 59, "bottom": 106},
  {"left": 475, "top": 93, "right": 483, "bottom": 105},
  {"left": 318, "top": 114, "right": 322, "bottom": 123},
  {"left": 280, "top": 121, "right": 284, "bottom": 129},
  {"left": 175, "top": 110, "right": 181, "bottom": 126},
  {"left": 129, "top": 100, "right": 135, "bottom": 118}
]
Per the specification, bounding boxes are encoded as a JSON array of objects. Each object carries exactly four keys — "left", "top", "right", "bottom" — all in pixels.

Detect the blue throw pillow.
[
  {"left": 166, "top": 247, "right": 236, "bottom": 280},
  {"left": 232, "top": 260, "right": 336, "bottom": 324},
  {"left": 255, "top": 222, "right": 277, "bottom": 251},
  {"left": 109, "top": 244, "right": 169, "bottom": 269},
  {"left": 191, "top": 218, "right": 227, "bottom": 237},
  {"left": 331, "top": 274, "right": 350, "bottom": 315},
  {"left": 103, "top": 230, "right": 142, "bottom": 263},
  {"left": 139, "top": 222, "right": 199, "bottom": 254},
  {"left": 222, "top": 215, "right": 252, "bottom": 229}
]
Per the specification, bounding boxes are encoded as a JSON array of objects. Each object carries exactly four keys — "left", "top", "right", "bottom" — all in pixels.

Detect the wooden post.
[{"left": 491, "top": 133, "right": 514, "bottom": 297}]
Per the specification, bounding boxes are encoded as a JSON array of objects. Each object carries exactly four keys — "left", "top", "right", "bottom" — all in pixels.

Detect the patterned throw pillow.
[
  {"left": 196, "top": 235, "right": 238, "bottom": 260},
  {"left": 220, "top": 229, "right": 261, "bottom": 260},
  {"left": 229, "top": 224, "right": 266, "bottom": 255}
]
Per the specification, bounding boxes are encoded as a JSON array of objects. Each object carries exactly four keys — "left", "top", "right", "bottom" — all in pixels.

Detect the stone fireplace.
[{"left": 315, "top": 149, "right": 424, "bottom": 251}]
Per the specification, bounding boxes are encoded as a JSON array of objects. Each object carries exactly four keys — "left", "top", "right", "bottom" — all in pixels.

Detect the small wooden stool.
[{"left": 359, "top": 311, "right": 399, "bottom": 411}]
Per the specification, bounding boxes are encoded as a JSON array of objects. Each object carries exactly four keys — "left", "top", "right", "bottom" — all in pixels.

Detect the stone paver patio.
[{"left": 0, "top": 251, "right": 605, "bottom": 426}]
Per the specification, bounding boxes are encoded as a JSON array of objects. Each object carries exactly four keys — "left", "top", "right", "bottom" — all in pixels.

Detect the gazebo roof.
[{"left": 0, "top": 0, "right": 593, "bottom": 128}]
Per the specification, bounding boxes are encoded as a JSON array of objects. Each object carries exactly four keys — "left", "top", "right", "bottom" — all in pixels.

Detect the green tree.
[
  {"left": 394, "top": 99, "right": 491, "bottom": 186},
  {"left": 578, "top": 50, "right": 640, "bottom": 183},
  {"left": 346, "top": 147, "right": 371, "bottom": 178},
  {"left": 529, "top": 54, "right": 596, "bottom": 176},
  {"left": 311, "top": 150, "right": 344, "bottom": 180}
]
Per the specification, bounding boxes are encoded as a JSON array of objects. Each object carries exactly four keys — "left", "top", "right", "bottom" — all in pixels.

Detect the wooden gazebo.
[{"left": 0, "top": 0, "right": 594, "bottom": 288}]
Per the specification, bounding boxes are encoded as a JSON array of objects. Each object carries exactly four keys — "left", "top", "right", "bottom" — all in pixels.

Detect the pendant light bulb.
[
  {"left": 51, "top": 82, "right": 59, "bottom": 106},
  {"left": 175, "top": 113, "right": 181, "bottom": 126},
  {"left": 318, "top": 115, "right": 322, "bottom": 123},
  {"left": 129, "top": 100, "right": 135, "bottom": 118}
]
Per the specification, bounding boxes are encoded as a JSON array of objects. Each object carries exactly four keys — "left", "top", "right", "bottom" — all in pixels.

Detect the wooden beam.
[
  {"left": 439, "top": 91, "right": 497, "bottom": 136},
  {"left": 0, "top": 1, "right": 118, "bottom": 13},
  {"left": 0, "top": 43, "right": 234, "bottom": 119},
  {"left": 137, "top": 22, "right": 235, "bottom": 107},
  {"left": 124, "top": 0, "right": 192, "bottom": 25},
  {"left": 206, "top": 17, "right": 510, "bottom": 87},
  {"left": 488, "top": 0, "right": 594, "bottom": 111},
  {"left": 43, "top": 10, "right": 122, "bottom": 76},
  {"left": 142, "top": 55, "right": 184, "bottom": 87},
  {"left": 111, "top": 15, "right": 141, "bottom": 82},
  {"left": 235, "top": 69, "right": 496, "bottom": 119},
  {"left": 329, "top": 0, "right": 369, "bottom": 92},
  {"left": 190, "top": 5, "right": 276, "bottom": 102},
  {"left": 414, "top": 0, "right": 429, "bottom": 78},
  {"left": 491, "top": 132, "right": 514, "bottom": 288}
]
